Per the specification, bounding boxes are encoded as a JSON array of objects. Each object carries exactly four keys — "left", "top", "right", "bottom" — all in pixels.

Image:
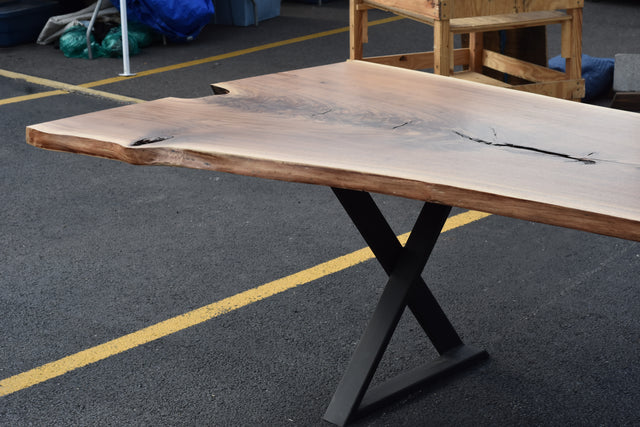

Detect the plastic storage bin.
[
  {"left": 214, "top": 0, "right": 280, "bottom": 27},
  {"left": 0, "top": 0, "right": 60, "bottom": 46}
]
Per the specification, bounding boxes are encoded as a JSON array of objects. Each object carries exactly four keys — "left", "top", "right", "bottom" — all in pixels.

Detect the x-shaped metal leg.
[{"left": 323, "top": 188, "right": 488, "bottom": 426}]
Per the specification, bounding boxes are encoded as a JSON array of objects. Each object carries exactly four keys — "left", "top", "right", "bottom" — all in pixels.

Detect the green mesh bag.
[
  {"left": 59, "top": 25, "right": 107, "bottom": 59},
  {"left": 101, "top": 27, "right": 140, "bottom": 58},
  {"left": 128, "top": 22, "right": 158, "bottom": 49}
]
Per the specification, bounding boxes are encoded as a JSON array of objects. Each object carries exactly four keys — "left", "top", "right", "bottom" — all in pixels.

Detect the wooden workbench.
[{"left": 350, "top": 0, "right": 585, "bottom": 99}]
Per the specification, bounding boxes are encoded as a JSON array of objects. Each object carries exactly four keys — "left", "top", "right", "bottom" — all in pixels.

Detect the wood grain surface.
[{"left": 27, "top": 61, "right": 640, "bottom": 241}]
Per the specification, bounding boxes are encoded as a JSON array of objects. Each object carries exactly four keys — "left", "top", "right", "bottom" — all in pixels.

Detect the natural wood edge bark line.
[{"left": 26, "top": 127, "right": 640, "bottom": 243}]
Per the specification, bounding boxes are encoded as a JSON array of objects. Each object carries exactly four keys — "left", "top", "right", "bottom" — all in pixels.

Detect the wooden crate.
[{"left": 352, "top": 0, "right": 585, "bottom": 100}]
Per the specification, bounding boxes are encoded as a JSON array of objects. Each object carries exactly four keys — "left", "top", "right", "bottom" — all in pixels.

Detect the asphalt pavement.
[{"left": 1, "top": 0, "right": 639, "bottom": 425}]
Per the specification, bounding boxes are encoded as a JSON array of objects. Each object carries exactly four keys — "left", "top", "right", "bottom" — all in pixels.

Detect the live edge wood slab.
[{"left": 27, "top": 60, "right": 640, "bottom": 241}]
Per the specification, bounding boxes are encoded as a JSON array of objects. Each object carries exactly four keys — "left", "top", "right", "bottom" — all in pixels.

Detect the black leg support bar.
[{"left": 323, "top": 188, "right": 488, "bottom": 426}]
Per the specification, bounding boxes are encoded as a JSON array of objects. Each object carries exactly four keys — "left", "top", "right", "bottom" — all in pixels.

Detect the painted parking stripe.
[
  {"left": 0, "top": 70, "right": 144, "bottom": 105},
  {"left": 0, "top": 210, "right": 490, "bottom": 397},
  {"left": 0, "top": 15, "right": 403, "bottom": 106},
  {"left": 81, "top": 15, "right": 403, "bottom": 88}
]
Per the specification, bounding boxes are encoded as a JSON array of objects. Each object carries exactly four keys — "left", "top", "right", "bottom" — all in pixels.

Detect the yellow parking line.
[
  {"left": 0, "top": 210, "right": 490, "bottom": 397},
  {"left": 0, "top": 90, "right": 67, "bottom": 106},
  {"left": 82, "top": 15, "right": 403, "bottom": 88},
  {"left": 0, "top": 15, "right": 403, "bottom": 106},
  {"left": 0, "top": 69, "right": 145, "bottom": 106}
]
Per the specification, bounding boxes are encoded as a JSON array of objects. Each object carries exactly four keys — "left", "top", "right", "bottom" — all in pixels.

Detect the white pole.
[{"left": 119, "top": 0, "right": 136, "bottom": 76}]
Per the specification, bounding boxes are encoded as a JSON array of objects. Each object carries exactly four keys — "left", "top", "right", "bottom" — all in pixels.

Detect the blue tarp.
[
  {"left": 549, "top": 54, "right": 615, "bottom": 102},
  {"left": 111, "top": 0, "right": 214, "bottom": 42}
]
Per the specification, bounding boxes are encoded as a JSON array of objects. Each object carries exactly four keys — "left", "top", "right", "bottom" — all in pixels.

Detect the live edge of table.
[{"left": 26, "top": 60, "right": 640, "bottom": 425}]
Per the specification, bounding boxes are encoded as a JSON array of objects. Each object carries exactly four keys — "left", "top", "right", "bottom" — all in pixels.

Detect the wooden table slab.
[
  {"left": 25, "top": 60, "right": 640, "bottom": 425},
  {"left": 27, "top": 60, "right": 640, "bottom": 241}
]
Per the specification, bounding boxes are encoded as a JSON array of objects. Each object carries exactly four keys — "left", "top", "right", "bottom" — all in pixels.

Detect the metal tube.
[
  {"left": 118, "top": 0, "right": 136, "bottom": 76},
  {"left": 86, "top": 0, "right": 103, "bottom": 60}
]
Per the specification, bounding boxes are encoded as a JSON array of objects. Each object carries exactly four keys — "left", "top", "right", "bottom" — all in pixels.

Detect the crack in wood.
[
  {"left": 312, "top": 108, "right": 333, "bottom": 117},
  {"left": 393, "top": 121, "right": 412, "bottom": 129},
  {"left": 453, "top": 130, "right": 596, "bottom": 165},
  {"left": 131, "top": 136, "right": 174, "bottom": 147},
  {"left": 210, "top": 85, "right": 230, "bottom": 95}
]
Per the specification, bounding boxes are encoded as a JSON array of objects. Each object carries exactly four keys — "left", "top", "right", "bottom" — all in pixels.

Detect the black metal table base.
[{"left": 323, "top": 188, "right": 488, "bottom": 426}]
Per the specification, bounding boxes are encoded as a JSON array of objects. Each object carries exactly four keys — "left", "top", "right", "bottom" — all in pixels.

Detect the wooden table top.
[{"left": 27, "top": 61, "right": 640, "bottom": 241}]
